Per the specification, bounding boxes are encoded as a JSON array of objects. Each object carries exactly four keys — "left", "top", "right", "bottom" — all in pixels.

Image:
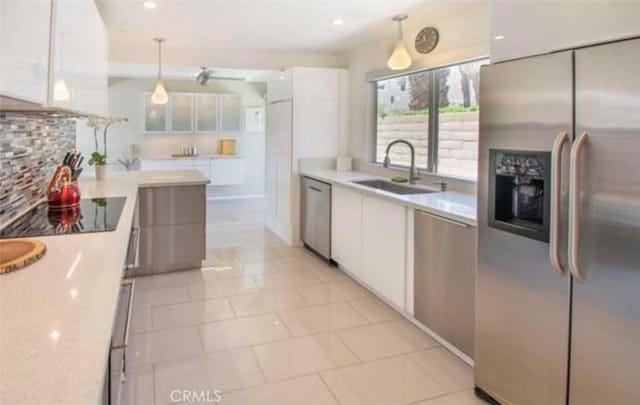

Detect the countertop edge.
[{"left": 300, "top": 169, "right": 477, "bottom": 226}]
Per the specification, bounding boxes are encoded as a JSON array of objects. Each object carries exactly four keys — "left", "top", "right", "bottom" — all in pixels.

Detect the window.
[{"left": 374, "top": 58, "right": 487, "bottom": 180}]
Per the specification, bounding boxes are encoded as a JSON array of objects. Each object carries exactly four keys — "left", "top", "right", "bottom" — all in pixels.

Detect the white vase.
[{"left": 95, "top": 165, "right": 107, "bottom": 180}]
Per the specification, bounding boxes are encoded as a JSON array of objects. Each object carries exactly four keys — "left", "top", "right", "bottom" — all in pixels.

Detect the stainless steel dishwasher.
[
  {"left": 301, "top": 176, "right": 331, "bottom": 260},
  {"left": 414, "top": 210, "right": 476, "bottom": 358}
]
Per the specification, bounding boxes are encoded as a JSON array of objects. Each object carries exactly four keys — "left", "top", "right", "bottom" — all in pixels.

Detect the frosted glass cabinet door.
[
  {"left": 195, "top": 94, "right": 218, "bottom": 133},
  {"left": 170, "top": 93, "right": 193, "bottom": 132},
  {"left": 220, "top": 94, "right": 242, "bottom": 133},
  {"left": 143, "top": 94, "right": 168, "bottom": 133}
]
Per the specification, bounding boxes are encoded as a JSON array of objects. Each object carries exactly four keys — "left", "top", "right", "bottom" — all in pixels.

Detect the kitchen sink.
[{"left": 351, "top": 180, "right": 438, "bottom": 195}]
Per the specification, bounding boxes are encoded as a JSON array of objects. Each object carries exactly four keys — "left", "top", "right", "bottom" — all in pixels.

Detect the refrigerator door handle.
[
  {"left": 569, "top": 132, "right": 588, "bottom": 281},
  {"left": 550, "top": 131, "right": 569, "bottom": 274}
]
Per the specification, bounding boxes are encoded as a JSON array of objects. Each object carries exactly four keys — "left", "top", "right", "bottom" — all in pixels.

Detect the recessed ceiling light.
[
  {"left": 493, "top": 35, "right": 506, "bottom": 40},
  {"left": 332, "top": 19, "right": 344, "bottom": 26},
  {"left": 143, "top": 1, "right": 157, "bottom": 9}
]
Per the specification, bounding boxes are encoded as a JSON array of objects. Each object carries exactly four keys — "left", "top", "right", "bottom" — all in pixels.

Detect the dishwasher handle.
[{"left": 416, "top": 210, "right": 470, "bottom": 228}]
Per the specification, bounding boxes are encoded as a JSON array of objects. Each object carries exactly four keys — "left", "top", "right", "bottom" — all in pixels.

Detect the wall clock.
[{"left": 415, "top": 27, "right": 439, "bottom": 54}]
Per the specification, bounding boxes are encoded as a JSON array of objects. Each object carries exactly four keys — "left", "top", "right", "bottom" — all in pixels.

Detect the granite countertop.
[
  {"left": 299, "top": 169, "right": 477, "bottom": 226},
  {"left": 0, "top": 170, "right": 209, "bottom": 405}
]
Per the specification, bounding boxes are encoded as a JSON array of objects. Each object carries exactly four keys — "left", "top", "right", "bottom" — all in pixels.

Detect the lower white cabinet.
[
  {"left": 331, "top": 186, "right": 363, "bottom": 278},
  {"left": 140, "top": 158, "right": 244, "bottom": 186},
  {"left": 210, "top": 158, "right": 245, "bottom": 186},
  {"left": 331, "top": 185, "right": 407, "bottom": 310},
  {"left": 361, "top": 195, "right": 407, "bottom": 309}
]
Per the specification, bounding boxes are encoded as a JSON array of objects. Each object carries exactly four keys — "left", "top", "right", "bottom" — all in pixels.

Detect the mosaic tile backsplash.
[{"left": 0, "top": 115, "right": 76, "bottom": 226}]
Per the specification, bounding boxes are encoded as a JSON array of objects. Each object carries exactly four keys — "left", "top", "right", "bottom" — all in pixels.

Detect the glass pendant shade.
[
  {"left": 53, "top": 78, "right": 70, "bottom": 101},
  {"left": 151, "top": 80, "right": 168, "bottom": 104},
  {"left": 387, "top": 40, "right": 412, "bottom": 70},
  {"left": 151, "top": 37, "right": 168, "bottom": 105},
  {"left": 387, "top": 15, "right": 412, "bottom": 71}
]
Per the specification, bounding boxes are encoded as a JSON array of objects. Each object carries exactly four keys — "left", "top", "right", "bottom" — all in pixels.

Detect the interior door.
[
  {"left": 475, "top": 51, "right": 573, "bottom": 405},
  {"left": 570, "top": 38, "right": 640, "bottom": 405}
]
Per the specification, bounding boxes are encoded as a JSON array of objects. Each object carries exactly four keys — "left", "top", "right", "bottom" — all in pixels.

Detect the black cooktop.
[{"left": 0, "top": 197, "right": 126, "bottom": 239}]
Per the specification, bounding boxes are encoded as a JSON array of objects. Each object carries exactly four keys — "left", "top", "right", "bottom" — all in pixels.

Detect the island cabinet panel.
[{"left": 135, "top": 185, "right": 206, "bottom": 275}]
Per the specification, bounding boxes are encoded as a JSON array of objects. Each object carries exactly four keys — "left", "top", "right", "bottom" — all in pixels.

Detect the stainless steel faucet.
[{"left": 383, "top": 139, "right": 421, "bottom": 184}]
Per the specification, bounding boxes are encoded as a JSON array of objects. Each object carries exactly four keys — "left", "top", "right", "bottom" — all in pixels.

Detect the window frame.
[{"left": 372, "top": 57, "right": 489, "bottom": 180}]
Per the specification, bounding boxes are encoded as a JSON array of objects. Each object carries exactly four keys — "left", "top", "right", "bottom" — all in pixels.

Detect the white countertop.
[
  {"left": 299, "top": 169, "right": 477, "bottom": 226},
  {"left": 0, "top": 170, "right": 208, "bottom": 405}
]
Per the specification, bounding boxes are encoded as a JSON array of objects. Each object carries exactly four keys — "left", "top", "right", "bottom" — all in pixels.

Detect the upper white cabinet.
[
  {"left": 0, "top": 0, "right": 52, "bottom": 104},
  {"left": 142, "top": 93, "right": 169, "bottom": 133},
  {"left": 331, "top": 186, "right": 363, "bottom": 279},
  {"left": 51, "top": 0, "right": 108, "bottom": 115},
  {"left": 195, "top": 94, "right": 218, "bottom": 132},
  {"left": 170, "top": 93, "right": 194, "bottom": 132},
  {"left": 219, "top": 94, "right": 242, "bottom": 133},
  {"left": 0, "top": 0, "right": 107, "bottom": 114},
  {"left": 143, "top": 92, "right": 242, "bottom": 134}
]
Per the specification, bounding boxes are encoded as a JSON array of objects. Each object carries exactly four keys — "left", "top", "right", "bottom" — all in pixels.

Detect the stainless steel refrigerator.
[{"left": 475, "top": 38, "right": 639, "bottom": 405}]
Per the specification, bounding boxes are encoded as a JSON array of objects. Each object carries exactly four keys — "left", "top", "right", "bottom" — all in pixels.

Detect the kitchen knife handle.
[
  {"left": 568, "top": 132, "right": 588, "bottom": 281},
  {"left": 549, "top": 131, "right": 569, "bottom": 275}
]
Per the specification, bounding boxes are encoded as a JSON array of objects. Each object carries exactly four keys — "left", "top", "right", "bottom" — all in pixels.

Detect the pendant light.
[
  {"left": 387, "top": 15, "right": 412, "bottom": 71},
  {"left": 151, "top": 37, "right": 168, "bottom": 105},
  {"left": 53, "top": 32, "right": 70, "bottom": 101}
]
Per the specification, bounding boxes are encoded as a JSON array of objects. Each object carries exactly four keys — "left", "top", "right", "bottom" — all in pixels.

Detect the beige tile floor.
[{"left": 122, "top": 199, "right": 483, "bottom": 405}]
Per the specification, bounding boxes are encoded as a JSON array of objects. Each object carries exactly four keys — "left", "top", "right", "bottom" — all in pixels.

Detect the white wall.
[
  {"left": 341, "top": 1, "right": 489, "bottom": 193},
  {"left": 76, "top": 78, "right": 267, "bottom": 197},
  {"left": 490, "top": 0, "right": 640, "bottom": 63}
]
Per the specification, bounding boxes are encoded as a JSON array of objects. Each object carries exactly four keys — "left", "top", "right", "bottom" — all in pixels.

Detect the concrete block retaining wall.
[{"left": 376, "top": 112, "right": 478, "bottom": 178}]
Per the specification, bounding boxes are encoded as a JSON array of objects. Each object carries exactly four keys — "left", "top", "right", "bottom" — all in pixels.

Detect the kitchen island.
[{"left": 0, "top": 170, "right": 209, "bottom": 405}]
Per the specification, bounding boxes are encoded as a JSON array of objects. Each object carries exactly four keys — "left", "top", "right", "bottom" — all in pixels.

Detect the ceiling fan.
[{"left": 196, "top": 67, "right": 245, "bottom": 85}]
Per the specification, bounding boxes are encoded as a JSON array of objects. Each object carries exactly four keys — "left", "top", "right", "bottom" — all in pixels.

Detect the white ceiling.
[
  {"left": 96, "top": 0, "right": 466, "bottom": 53},
  {"left": 109, "top": 63, "right": 277, "bottom": 81}
]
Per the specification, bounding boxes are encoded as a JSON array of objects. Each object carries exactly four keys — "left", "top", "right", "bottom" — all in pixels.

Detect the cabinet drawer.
[
  {"left": 138, "top": 223, "right": 205, "bottom": 274},
  {"left": 138, "top": 185, "right": 205, "bottom": 226}
]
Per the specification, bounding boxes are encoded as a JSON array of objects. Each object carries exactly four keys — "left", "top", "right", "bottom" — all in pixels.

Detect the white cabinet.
[
  {"left": 142, "top": 94, "right": 169, "bottom": 133},
  {"left": 51, "top": 0, "right": 108, "bottom": 115},
  {"left": 265, "top": 67, "right": 347, "bottom": 245},
  {"left": 195, "top": 94, "right": 218, "bottom": 133},
  {"left": 331, "top": 186, "right": 363, "bottom": 278},
  {"left": 330, "top": 187, "right": 408, "bottom": 310},
  {"left": 140, "top": 158, "right": 244, "bottom": 186},
  {"left": 0, "top": 0, "right": 107, "bottom": 114},
  {"left": 361, "top": 196, "right": 407, "bottom": 309},
  {"left": 210, "top": 158, "right": 245, "bottom": 186},
  {"left": 143, "top": 92, "right": 242, "bottom": 134},
  {"left": 170, "top": 93, "right": 194, "bottom": 132},
  {"left": 0, "top": 0, "right": 52, "bottom": 104},
  {"left": 219, "top": 94, "right": 242, "bottom": 133}
]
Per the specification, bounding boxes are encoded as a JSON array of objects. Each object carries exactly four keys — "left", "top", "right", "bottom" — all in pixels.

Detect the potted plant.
[{"left": 86, "top": 117, "right": 127, "bottom": 180}]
